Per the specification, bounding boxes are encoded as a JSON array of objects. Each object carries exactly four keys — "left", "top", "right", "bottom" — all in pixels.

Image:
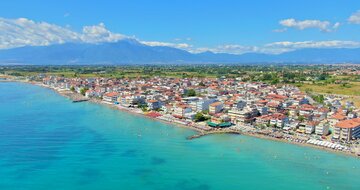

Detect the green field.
[{"left": 298, "top": 82, "right": 360, "bottom": 107}]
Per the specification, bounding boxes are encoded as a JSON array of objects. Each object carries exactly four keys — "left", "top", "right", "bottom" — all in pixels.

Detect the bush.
[
  {"left": 185, "top": 89, "right": 196, "bottom": 97},
  {"left": 194, "top": 112, "right": 209, "bottom": 122},
  {"left": 80, "top": 87, "right": 89, "bottom": 96}
]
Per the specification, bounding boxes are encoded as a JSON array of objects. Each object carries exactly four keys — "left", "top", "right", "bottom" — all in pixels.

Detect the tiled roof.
[
  {"left": 104, "top": 92, "right": 119, "bottom": 97},
  {"left": 335, "top": 118, "right": 360, "bottom": 129},
  {"left": 210, "top": 102, "right": 222, "bottom": 107}
]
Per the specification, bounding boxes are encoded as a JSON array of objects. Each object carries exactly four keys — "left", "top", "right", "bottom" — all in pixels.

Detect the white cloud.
[
  {"left": 141, "top": 41, "right": 192, "bottom": 50},
  {"left": 0, "top": 17, "right": 80, "bottom": 49},
  {"left": 0, "top": 17, "right": 126, "bottom": 49},
  {"left": 333, "top": 22, "right": 341, "bottom": 30},
  {"left": 193, "top": 40, "right": 360, "bottom": 55},
  {"left": 81, "top": 23, "right": 126, "bottom": 43},
  {"left": 263, "top": 40, "right": 360, "bottom": 53},
  {"left": 348, "top": 10, "right": 360, "bottom": 24},
  {"left": 194, "top": 44, "right": 259, "bottom": 54},
  {"left": 279, "top": 18, "right": 338, "bottom": 32},
  {"left": 0, "top": 17, "right": 195, "bottom": 52},
  {"left": 173, "top": 37, "right": 192, "bottom": 42},
  {"left": 265, "top": 40, "right": 360, "bottom": 49},
  {"left": 0, "top": 17, "right": 359, "bottom": 55}
]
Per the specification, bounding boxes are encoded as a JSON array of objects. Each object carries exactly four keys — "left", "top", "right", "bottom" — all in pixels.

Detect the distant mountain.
[{"left": 0, "top": 39, "right": 360, "bottom": 65}]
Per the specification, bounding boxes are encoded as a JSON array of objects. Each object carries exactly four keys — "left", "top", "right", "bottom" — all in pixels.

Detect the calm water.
[{"left": 0, "top": 82, "right": 359, "bottom": 190}]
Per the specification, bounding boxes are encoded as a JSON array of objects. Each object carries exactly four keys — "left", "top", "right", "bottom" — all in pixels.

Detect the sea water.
[{"left": 0, "top": 82, "right": 359, "bottom": 190}]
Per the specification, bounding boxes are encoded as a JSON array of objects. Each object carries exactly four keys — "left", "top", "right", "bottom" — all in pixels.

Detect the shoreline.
[{"left": 2, "top": 79, "right": 359, "bottom": 158}]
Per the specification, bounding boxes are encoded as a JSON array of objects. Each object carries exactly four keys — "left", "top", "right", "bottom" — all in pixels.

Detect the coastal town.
[{"left": 3, "top": 72, "right": 355, "bottom": 157}]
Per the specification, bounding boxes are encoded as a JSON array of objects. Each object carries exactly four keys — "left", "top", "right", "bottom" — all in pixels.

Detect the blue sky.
[{"left": 1, "top": 0, "right": 360, "bottom": 54}]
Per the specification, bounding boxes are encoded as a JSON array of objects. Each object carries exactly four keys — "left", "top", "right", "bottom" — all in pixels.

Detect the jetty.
[
  {"left": 187, "top": 130, "right": 242, "bottom": 140},
  {"left": 69, "top": 94, "right": 89, "bottom": 103},
  {"left": 58, "top": 90, "right": 89, "bottom": 103},
  {"left": 187, "top": 133, "right": 207, "bottom": 140},
  {"left": 72, "top": 98, "right": 89, "bottom": 103}
]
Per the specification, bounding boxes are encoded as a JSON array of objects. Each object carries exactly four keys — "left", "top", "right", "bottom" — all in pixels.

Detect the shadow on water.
[
  {"left": 174, "top": 179, "right": 211, "bottom": 190},
  {"left": 131, "top": 168, "right": 154, "bottom": 177},
  {"left": 121, "top": 149, "right": 140, "bottom": 157},
  {"left": 76, "top": 168, "right": 102, "bottom": 185},
  {"left": 150, "top": 156, "right": 166, "bottom": 165}
]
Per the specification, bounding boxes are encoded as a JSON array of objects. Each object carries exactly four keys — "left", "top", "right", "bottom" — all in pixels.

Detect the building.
[
  {"left": 228, "top": 109, "right": 243, "bottom": 124},
  {"left": 315, "top": 122, "right": 329, "bottom": 136},
  {"left": 305, "top": 121, "right": 319, "bottom": 134},
  {"left": 334, "top": 118, "right": 360, "bottom": 141},
  {"left": 147, "top": 100, "right": 162, "bottom": 110},
  {"left": 255, "top": 115, "right": 271, "bottom": 126},
  {"left": 196, "top": 98, "right": 217, "bottom": 112},
  {"left": 103, "top": 92, "right": 119, "bottom": 103},
  {"left": 173, "top": 104, "right": 192, "bottom": 118},
  {"left": 209, "top": 102, "right": 223, "bottom": 114},
  {"left": 269, "top": 113, "right": 288, "bottom": 128}
]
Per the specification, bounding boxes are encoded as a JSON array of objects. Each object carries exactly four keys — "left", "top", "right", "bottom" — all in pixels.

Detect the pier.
[
  {"left": 59, "top": 91, "right": 89, "bottom": 103},
  {"left": 72, "top": 99, "right": 89, "bottom": 103},
  {"left": 187, "top": 130, "right": 242, "bottom": 140}
]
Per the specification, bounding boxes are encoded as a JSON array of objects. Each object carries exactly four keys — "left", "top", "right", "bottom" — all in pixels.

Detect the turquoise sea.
[{"left": 0, "top": 82, "right": 359, "bottom": 190}]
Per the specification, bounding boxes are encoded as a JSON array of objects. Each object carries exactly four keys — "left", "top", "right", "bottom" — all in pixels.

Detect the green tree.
[
  {"left": 185, "top": 89, "right": 196, "bottom": 97},
  {"left": 311, "top": 94, "right": 325, "bottom": 104},
  {"left": 271, "top": 78, "right": 279, "bottom": 85},
  {"left": 194, "top": 112, "right": 208, "bottom": 122},
  {"left": 298, "top": 115, "right": 305, "bottom": 122},
  {"left": 80, "top": 87, "right": 89, "bottom": 96}
]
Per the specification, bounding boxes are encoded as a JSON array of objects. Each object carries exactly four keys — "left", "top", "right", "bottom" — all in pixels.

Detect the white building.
[
  {"left": 196, "top": 98, "right": 217, "bottom": 112},
  {"left": 103, "top": 92, "right": 119, "bottom": 103},
  {"left": 315, "top": 123, "right": 329, "bottom": 136},
  {"left": 209, "top": 102, "right": 223, "bottom": 114}
]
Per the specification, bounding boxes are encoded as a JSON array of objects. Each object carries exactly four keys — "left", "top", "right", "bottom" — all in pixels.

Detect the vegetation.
[
  {"left": 194, "top": 112, "right": 210, "bottom": 122},
  {"left": 138, "top": 104, "right": 149, "bottom": 112},
  {"left": 80, "top": 87, "right": 89, "bottom": 96},
  {"left": 298, "top": 115, "right": 305, "bottom": 122},
  {"left": 311, "top": 94, "right": 325, "bottom": 104},
  {"left": 185, "top": 89, "right": 196, "bottom": 97}
]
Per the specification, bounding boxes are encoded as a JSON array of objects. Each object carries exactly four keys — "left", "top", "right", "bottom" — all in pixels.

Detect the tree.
[
  {"left": 271, "top": 78, "right": 279, "bottom": 85},
  {"left": 70, "top": 86, "right": 75, "bottom": 92},
  {"left": 141, "top": 107, "right": 149, "bottom": 112},
  {"left": 298, "top": 115, "right": 305, "bottom": 122},
  {"left": 311, "top": 94, "right": 325, "bottom": 104},
  {"left": 194, "top": 112, "right": 208, "bottom": 122},
  {"left": 318, "top": 73, "right": 328, "bottom": 80},
  {"left": 185, "top": 89, "right": 196, "bottom": 97},
  {"left": 138, "top": 104, "right": 149, "bottom": 112},
  {"left": 202, "top": 110, "right": 209, "bottom": 114},
  {"left": 80, "top": 87, "right": 89, "bottom": 96},
  {"left": 262, "top": 73, "right": 273, "bottom": 81}
]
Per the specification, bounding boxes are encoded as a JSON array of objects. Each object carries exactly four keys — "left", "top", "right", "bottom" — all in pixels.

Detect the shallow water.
[{"left": 0, "top": 82, "right": 359, "bottom": 190}]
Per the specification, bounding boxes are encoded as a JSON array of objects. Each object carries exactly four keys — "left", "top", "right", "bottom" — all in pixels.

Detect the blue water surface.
[{"left": 0, "top": 82, "right": 359, "bottom": 190}]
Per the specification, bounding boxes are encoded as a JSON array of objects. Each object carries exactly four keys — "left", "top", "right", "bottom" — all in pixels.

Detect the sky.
[{"left": 1, "top": 0, "right": 360, "bottom": 54}]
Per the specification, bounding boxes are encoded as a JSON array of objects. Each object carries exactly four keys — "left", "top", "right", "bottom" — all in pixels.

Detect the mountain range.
[{"left": 0, "top": 39, "right": 360, "bottom": 65}]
